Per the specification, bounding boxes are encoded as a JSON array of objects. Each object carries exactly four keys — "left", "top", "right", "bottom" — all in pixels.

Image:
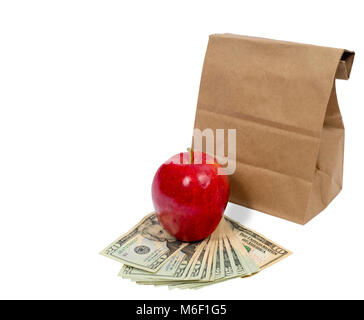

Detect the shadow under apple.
[{"left": 224, "top": 202, "right": 253, "bottom": 226}]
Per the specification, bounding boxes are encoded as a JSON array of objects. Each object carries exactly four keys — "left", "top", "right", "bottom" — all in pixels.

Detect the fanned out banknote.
[{"left": 101, "top": 213, "right": 292, "bottom": 289}]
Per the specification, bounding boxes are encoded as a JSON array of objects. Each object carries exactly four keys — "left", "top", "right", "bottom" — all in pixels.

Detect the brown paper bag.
[{"left": 193, "top": 34, "right": 355, "bottom": 224}]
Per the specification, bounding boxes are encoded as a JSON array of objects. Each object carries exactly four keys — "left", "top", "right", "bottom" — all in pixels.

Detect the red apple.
[{"left": 151, "top": 150, "right": 230, "bottom": 242}]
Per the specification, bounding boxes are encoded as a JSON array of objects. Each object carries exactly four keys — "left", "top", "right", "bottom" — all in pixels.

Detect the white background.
[{"left": 0, "top": 0, "right": 363, "bottom": 300}]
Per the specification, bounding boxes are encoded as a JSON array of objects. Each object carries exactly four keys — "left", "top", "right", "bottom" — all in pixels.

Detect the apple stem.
[{"left": 187, "top": 148, "right": 194, "bottom": 164}]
